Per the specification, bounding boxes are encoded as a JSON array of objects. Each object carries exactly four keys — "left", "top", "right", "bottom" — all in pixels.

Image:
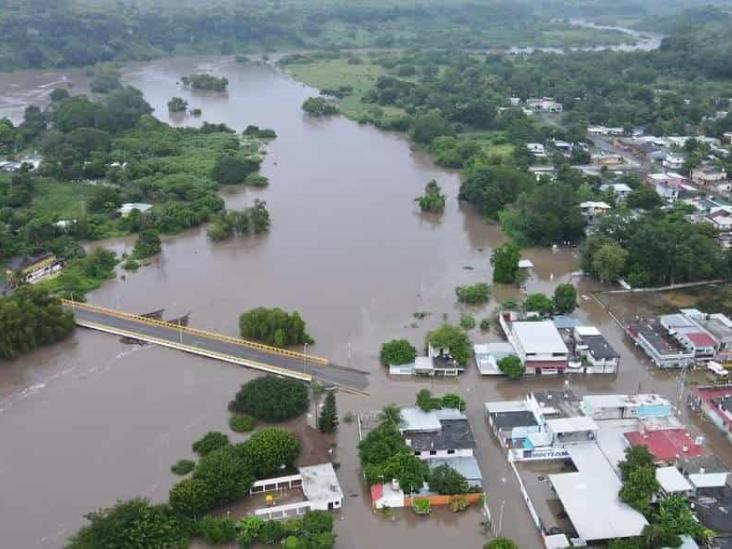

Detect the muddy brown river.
[{"left": 1, "top": 57, "right": 730, "bottom": 548}]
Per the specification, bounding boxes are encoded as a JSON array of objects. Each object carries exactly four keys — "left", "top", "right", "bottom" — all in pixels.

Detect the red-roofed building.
[
  {"left": 691, "top": 385, "right": 732, "bottom": 444},
  {"left": 624, "top": 429, "right": 704, "bottom": 464},
  {"left": 687, "top": 332, "right": 717, "bottom": 349}
]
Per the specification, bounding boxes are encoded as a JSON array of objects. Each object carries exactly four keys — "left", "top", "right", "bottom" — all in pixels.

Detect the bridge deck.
[{"left": 65, "top": 301, "right": 369, "bottom": 394}]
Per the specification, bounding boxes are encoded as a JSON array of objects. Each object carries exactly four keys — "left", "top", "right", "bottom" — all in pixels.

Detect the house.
[
  {"left": 587, "top": 126, "right": 624, "bottom": 136},
  {"left": 118, "top": 203, "right": 152, "bottom": 217},
  {"left": 662, "top": 152, "right": 686, "bottom": 171},
  {"left": 0, "top": 160, "right": 23, "bottom": 172},
  {"left": 528, "top": 165, "right": 556, "bottom": 180},
  {"left": 646, "top": 172, "right": 686, "bottom": 201},
  {"left": 624, "top": 428, "right": 704, "bottom": 464},
  {"left": 567, "top": 326, "right": 620, "bottom": 374},
  {"left": 527, "top": 97, "right": 563, "bottom": 113},
  {"left": 484, "top": 399, "right": 540, "bottom": 448},
  {"left": 399, "top": 407, "right": 476, "bottom": 459},
  {"left": 660, "top": 313, "right": 717, "bottom": 361},
  {"left": 249, "top": 462, "right": 344, "bottom": 519},
  {"left": 626, "top": 318, "right": 696, "bottom": 368},
  {"left": 581, "top": 394, "right": 671, "bottom": 420},
  {"left": 473, "top": 341, "right": 517, "bottom": 375},
  {"left": 682, "top": 309, "right": 732, "bottom": 360},
  {"left": 677, "top": 455, "right": 729, "bottom": 490},
  {"left": 704, "top": 207, "right": 732, "bottom": 233},
  {"left": 388, "top": 344, "right": 462, "bottom": 376},
  {"left": 689, "top": 385, "right": 732, "bottom": 443},
  {"left": 544, "top": 416, "right": 599, "bottom": 445},
  {"left": 500, "top": 312, "right": 569, "bottom": 375},
  {"left": 591, "top": 152, "right": 623, "bottom": 166},
  {"left": 600, "top": 182, "right": 632, "bottom": 201},
  {"left": 723, "top": 131, "right": 732, "bottom": 144},
  {"left": 526, "top": 143, "right": 546, "bottom": 157},
  {"left": 579, "top": 201, "right": 612, "bottom": 225},
  {"left": 5, "top": 252, "right": 63, "bottom": 288},
  {"left": 508, "top": 97, "right": 521, "bottom": 106},
  {"left": 692, "top": 166, "right": 727, "bottom": 187}
]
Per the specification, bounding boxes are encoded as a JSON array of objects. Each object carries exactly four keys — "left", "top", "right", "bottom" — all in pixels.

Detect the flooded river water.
[{"left": 0, "top": 56, "right": 730, "bottom": 548}]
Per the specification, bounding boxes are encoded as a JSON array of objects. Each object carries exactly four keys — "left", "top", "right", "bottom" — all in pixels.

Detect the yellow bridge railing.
[{"left": 62, "top": 299, "right": 329, "bottom": 365}]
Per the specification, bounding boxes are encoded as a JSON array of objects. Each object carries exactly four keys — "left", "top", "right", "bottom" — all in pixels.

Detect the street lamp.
[{"left": 303, "top": 342, "right": 308, "bottom": 374}]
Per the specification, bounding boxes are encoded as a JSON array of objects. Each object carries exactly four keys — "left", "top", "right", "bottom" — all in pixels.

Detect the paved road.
[{"left": 70, "top": 306, "right": 370, "bottom": 393}]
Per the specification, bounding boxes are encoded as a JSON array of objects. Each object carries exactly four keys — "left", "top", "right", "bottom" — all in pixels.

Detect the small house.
[{"left": 5, "top": 252, "right": 63, "bottom": 287}]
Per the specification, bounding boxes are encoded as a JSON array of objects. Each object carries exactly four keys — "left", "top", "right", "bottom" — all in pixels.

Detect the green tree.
[
  {"left": 380, "top": 339, "right": 416, "bottom": 365},
  {"left": 619, "top": 465, "right": 658, "bottom": 514},
  {"left": 440, "top": 393, "right": 466, "bottom": 411},
  {"left": 193, "top": 445, "right": 254, "bottom": 504},
  {"left": 409, "top": 110, "right": 454, "bottom": 144},
  {"left": 87, "top": 186, "right": 122, "bottom": 213},
  {"left": 0, "top": 287, "right": 75, "bottom": 360},
  {"left": 167, "top": 96, "right": 188, "bottom": 112},
  {"left": 426, "top": 324, "right": 471, "bottom": 365},
  {"left": 170, "top": 459, "right": 195, "bottom": 476},
  {"left": 318, "top": 391, "right": 338, "bottom": 433},
  {"left": 524, "top": 293, "right": 553, "bottom": 315},
  {"left": 498, "top": 355, "right": 524, "bottom": 379},
  {"left": 168, "top": 477, "right": 214, "bottom": 518},
  {"left": 491, "top": 242, "right": 521, "bottom": 284},
  {"left": 416, "top": 388, "right": 442, "bottom": 412},
  {"left": 592, "top": 241, "right": 629, "bottom": 283},
  {"left": 378, "top": 405, "right": 402, "bottom": 426},
  {"left": 553, "top": 283, "right": 577, "bottom": 314},
  {"left": 239, "top": 307, "right": 314, "bottom": 347},
  {"left": 301, "top": 97, "right": 339, "bottom": 116},
  {"left": 237, "top": 428, "right": 301, "bottom": 479},
  {"left": 229, "top": 376, "right": 309, "bottom": 422},
  {"left": 196, "top": 516, "right": 237, "bottom": 545},
  {"left": 192, "top": 431, "right": 229, "bottom": 457},
  {"left": 133, "top": 230, "right": 161, "bottom": 259},
  {"left": 618, "top": 446, "right": 655, "bottom": 481},
  {"left": 211, "top": 154, "right": 261, "bottom": 185},
  {"left": 416, "top": 179, "right": 446, "bottom": 212},
  {"left": 484, "top": 539, "right": 518, "bottom": 549},
  {"left": 382, "top": 451, "right": 429, "bottom": 494},
  {"left": 429, "top": 464, "right": 469, "bottom": 495},
  {"left": 67, "top": 498, "right": 186, "bottom": 549},
  {"left": 627, "top": 185, "right": 663, "bottom": 210}
]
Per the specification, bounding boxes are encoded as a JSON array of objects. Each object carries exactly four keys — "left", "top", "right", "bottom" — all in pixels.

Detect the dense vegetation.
[
  {"left": 426, "top": 324, "right": 471, "bottom": 365},
  {"left": 302, "top": 97, "right": 339, "bottom": 117},
  {"left": 207, "top": 201, "right": 270, "bottom": 241},
  {"left": 455, "top": 283, "right": 491, "bottom": 305},
  {"left": 379, "top": 339, "right": 417, "bottom": 366},
  {"left": 317, "top": 391, "right": 338, "bottom": 434},
  {"left": 416, "top": 179, "right": 446, "bottom": 213},
  {"left": 181, "top": 74, "right": 228, "bottom": 92},
  {"left": 0, "top": 0, "right": 644, "bottom": 73},
  {"left": 0, "top": 286, "right": 75, "bottom": 359},
  {"left": 415, "top": 389, "right": 466, "bottom": 412},
  {"left": 229, "top": 376, "right": 309, "bottom": 422},
  {"left": 239, "top": 307, "right": 314, "bottom": 347}
]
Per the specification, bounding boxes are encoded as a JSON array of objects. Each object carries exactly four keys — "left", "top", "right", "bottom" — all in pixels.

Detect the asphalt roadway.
[{"left": 69, "top": 306, "right": 370, "bottom": 393}]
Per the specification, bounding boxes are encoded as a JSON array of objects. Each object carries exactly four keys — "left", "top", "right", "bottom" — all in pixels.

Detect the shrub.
[
  {"left": 170, "top": 459, "right": 195, "bottom": 475},
  {"left": 485, "top": 538, "right": 518, "bottom": 549},
  {"left": 416, "top": 179, "right": 446, "bottom": 212},
  {"left": 455, "top": 283, "right": 491, "bottom": 304},
  {"left": 416, "top": 388, "right": 441, "bottom": 412},
  {"left": 449, "top": 495, "right": 470, "bottom": 512},
  {"left": 196, "top": 516, "right": 237, "bottom": 545},
  {"left": 239, "top": 307, "right": 314, "bottom": 347},
  {"left": 229, "top": 414, "right": 256, "bottom": 432},
  {"left": 524, "top": 293, "right": 554, "bottom": 315},
  {"left": 257, "top": 519, "right": 285, "bottom": 544},
  {"left": 302, "top": 510, "right": 333, "bottom": 534},
  {"left": 302, "top": 97, "right": 339, "bottom": 116},
  {"left": 121, "top": 259, "right": 140, "bottom": 271},
  {"left": 498, "top": 355, "right": 524, "bottom": 380},
  {"left": 379, "top": 339, "right": 417, "bottom": 365},
  {"left": 192, "top": 431, "right": 229, "bottom": 457},
  {"left": 429, "top": 464, "right": 469, "bottom": 495},
  {"left": 440, "top": 393, "right": 466, "bottom": 411},
  {"left": 229, "top": 376, "right": 309, "bottom": 422},
  {"left": 411, "top": 498, "right": 431, "bottom": 515},
  {"left": 479, "top": 318, "right": 491, "bottom": 332},
  {"left": 133, "top": 230, "right": 161, "bottom": 259},
  {"left": 460, "top": 314, "right": 476, "bottom": 330}
]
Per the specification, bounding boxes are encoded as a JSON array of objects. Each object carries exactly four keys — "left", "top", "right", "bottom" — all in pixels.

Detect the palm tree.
[{"left": 379, "top": 404, "right": 401, "bottom": 426}]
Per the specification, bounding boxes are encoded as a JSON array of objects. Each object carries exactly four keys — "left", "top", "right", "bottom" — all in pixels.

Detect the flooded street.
[{"left": 0, "top": 57, "right": 729, "bottom": 548}]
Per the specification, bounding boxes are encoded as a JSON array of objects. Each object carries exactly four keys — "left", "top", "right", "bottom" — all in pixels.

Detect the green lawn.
[
  {"left": 286, "top": 58, "right": 404, "bottom": 119},
  {"left": 462, "top": 131, "right": 515, "bottom": 159},
  {"left": 32, "top": 179, "right": 97, "bottom": 219}
]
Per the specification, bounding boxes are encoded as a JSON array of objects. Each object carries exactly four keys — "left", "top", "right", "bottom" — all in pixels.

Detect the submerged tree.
[
  {"left": 167, "top": 96, "right": 188, "bottom": 112},
  {"left": 318, "top": 391, "right": 338, "bottom": 433},
  {"left": 416, "top": 179, "right": 446, "bottom": 213}
]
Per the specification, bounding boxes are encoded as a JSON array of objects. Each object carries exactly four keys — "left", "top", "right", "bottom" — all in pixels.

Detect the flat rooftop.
[
  {"left": 300, "top": 463, "right": 343, "bottom": 504},
  {"left": 624, "top": 429, "right": 704, "bottom": 462},
  {"left": 656, "top": 466, "right": 693, "bottom": 493},
  {"left": 400, "top": 407, "right": 466, "bottom": 433},
  {"left": 489, "top": 410, "right": 539, "bottom": 430},
  {"left": 511, "top": 320, "right": 569, "bottom": 355},
  {"left": 405, "top": 419, "right": 476, "bottom": 452},
  {"left": 581, "top": 333, "right": 620, "bottom": 360},
  {"left": 549, "top": 444, "right": 648, "bottom": 541}
]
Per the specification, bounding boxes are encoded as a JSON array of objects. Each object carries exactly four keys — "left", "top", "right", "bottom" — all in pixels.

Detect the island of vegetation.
[
  {"left": 301, "top": 97, "right": 339, "bottom": 117},
  {"left": 167, "top": 96, "right": 188, "bottom": 113},
  {"left": 416, "top": 179, "right": 446, "bottom": 213},
  {"left": 239, "top": 307, "right": 314, "bottom": 348},
  {"left": 181, "top": 74, "right": 228, "bottom": 92}
]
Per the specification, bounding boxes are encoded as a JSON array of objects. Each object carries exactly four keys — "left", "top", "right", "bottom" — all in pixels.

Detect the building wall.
[{"left": 415, "top": 448, "right": 473, "bottom": 459}]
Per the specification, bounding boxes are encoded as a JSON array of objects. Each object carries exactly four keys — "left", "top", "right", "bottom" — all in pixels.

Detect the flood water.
[{"left": 0, "top": 56, "right": 729, "bottom": 549}]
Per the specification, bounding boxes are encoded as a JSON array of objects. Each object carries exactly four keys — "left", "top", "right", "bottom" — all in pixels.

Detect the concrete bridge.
[{"left": 63, "top": 300, "right": 369, "bottom": 395}]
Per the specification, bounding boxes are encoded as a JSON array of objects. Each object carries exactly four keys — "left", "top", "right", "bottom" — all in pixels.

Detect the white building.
[
  {"left": 118, "top": 203, "right": 153, "bottom": 217},
  {"left": 473, "top": 341, "right": 517, "bottom": 375},
  {"left": 600, "top": 183, "right": 632, "bottom": 201},
  {"left": 526, "top": 143, "right": 546, "bottom": 157},
  {"left": 500, "top": 312, "right": 569, "bottom": 375},
  {"left": 662, "top": 152, "right": 686, "bottom": 171}
]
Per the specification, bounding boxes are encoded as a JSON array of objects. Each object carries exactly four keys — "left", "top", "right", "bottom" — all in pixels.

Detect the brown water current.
[{"left": 0, "top": 57, "right": 730, "bottom": 548}]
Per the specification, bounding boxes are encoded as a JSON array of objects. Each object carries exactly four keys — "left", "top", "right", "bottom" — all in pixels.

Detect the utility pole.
[{"left": 303, "top": 342, "right": 308, "bottom": 374}]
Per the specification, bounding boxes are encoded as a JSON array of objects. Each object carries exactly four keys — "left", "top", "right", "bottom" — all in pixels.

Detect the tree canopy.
[
  {"left": 426, "top": 324, "right": 471, "bottom": 366},
  {"left": 239, "top": 307, "right": 314, "bottom": 347},
  {"left": 229, "top": 376, "right": 309, "bottom": 422}
]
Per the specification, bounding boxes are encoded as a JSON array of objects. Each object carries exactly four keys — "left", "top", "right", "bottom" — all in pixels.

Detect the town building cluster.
[{"left": 485, "top": 390, "right": 731, "bottom": 548}]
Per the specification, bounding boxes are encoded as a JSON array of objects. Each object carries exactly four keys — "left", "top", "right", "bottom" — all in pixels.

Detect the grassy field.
[
  {"left": 31, "top": 180, "right": 97, "bottom": 219},
  {"left": 285, "top": 58, "right": 404, "bottom": 119},
  {"left": 463, "top": 131, "right": 516, "bottom": 159}
]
